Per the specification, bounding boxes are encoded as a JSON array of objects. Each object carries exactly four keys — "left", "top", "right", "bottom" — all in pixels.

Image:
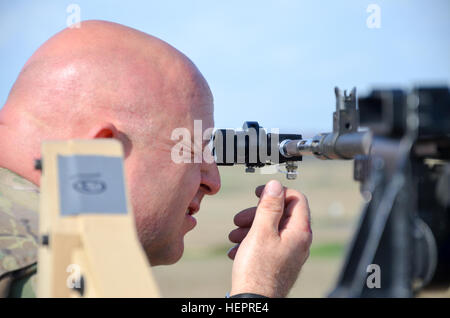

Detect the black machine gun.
[{"left": 212, "top": 86, "right": 450, "bottom": 297}]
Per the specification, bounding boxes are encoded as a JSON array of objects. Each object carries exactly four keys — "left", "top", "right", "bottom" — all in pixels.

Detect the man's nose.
[{"left": 201, "top": 161, "right": 221, "bottom": 195}]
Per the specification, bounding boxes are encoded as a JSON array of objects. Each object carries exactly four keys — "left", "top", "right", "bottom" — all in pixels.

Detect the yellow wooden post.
[{"left": 36, "top": 139, "right": 159, "bottom": 297}]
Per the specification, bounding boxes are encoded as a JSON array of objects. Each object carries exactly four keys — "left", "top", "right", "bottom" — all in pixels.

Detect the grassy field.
[{"left": 152, "top": 158, "right": 366, "bottom": 297}]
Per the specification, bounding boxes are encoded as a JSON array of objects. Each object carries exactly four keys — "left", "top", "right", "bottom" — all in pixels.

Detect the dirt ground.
[{"left": 152, "top": 158, "right": 366, "bottom": 297}]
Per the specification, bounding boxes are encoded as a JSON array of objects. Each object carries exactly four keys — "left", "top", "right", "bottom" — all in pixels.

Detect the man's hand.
[{"left": 228, "top": 180, "right": 312, "bottom": 298}]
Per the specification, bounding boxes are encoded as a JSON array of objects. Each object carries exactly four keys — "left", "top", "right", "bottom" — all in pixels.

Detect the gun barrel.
[{"left": 282, "top": 131, "right": 372, "bottom": 160}]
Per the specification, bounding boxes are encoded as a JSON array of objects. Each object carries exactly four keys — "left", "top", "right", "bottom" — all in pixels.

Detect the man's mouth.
[{"left": 186, "top": 204, "right": 200, "bottom": 216}]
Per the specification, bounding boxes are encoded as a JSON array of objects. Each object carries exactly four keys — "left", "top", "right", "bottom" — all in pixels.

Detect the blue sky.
[{"left": 1, "top": 0, "right": 449, "bottom": 133}]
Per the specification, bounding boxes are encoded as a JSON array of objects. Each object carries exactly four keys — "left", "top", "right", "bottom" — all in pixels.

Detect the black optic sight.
[{"left": 212, "top": 121, "right": 302, "bottom": 178}]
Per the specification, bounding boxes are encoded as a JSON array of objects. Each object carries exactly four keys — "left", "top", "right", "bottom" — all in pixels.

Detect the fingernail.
[
  {"left": 265, "top": 180, "right": 282, "bottom": 197},
  {"left": 227, "top": 244, "right": 238, "bottom": 254}
]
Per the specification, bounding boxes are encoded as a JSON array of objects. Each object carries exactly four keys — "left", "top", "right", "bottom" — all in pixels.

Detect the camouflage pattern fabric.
[{"left": 0, "top": 167, "right": 39, "bottom": 297}]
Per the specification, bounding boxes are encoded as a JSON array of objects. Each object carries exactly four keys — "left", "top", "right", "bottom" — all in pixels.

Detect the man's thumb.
[{"left": 254, "top": 180, "right": 285, "bottom": 232}]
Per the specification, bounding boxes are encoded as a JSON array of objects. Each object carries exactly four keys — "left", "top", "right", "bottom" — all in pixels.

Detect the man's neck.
[{"left": 0, "top": 124, "right": 41, "bottom": 187}]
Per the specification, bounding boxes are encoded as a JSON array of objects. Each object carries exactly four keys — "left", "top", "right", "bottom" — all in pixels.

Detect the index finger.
[{"left": 233, "top": 206, "right": 257, "bottom": 227}]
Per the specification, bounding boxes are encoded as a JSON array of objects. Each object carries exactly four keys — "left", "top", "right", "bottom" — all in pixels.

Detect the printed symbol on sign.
[{"left": 73, "top": 179, "right": 107, "bottom": 195}]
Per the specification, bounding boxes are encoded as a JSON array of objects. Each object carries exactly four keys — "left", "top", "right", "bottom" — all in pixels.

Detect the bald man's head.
[
  {"left": 3, "top": 20, "right": 212, "bottom": 144},
  {"left": 0, "top": 20, "right": 221, "bottom": 265}
]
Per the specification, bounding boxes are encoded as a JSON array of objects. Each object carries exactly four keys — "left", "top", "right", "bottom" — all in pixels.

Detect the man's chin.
[{"left": 146, "top": 240, "right": 185, "bottom": 266}]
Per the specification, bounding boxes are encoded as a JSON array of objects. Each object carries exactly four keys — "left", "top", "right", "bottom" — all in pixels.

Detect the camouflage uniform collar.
[
  {"left": 0, "top": 166, "right": 39, "bottom": 281},
  {"left": 0, "top": 168, "right": 39, "bottom": 194}
]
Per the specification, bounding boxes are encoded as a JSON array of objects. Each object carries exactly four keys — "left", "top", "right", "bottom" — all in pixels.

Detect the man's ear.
[
  {"left": 88, "top": 123, "right": 119, "bottom": 139},
  {"left": 87, "top": 123, "right": 132, "bottom": 158}
]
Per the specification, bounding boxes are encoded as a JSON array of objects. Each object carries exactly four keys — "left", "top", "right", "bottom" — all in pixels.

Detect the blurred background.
[{"left": 1, "top": 0, "right": 449, "bottom": 297}]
